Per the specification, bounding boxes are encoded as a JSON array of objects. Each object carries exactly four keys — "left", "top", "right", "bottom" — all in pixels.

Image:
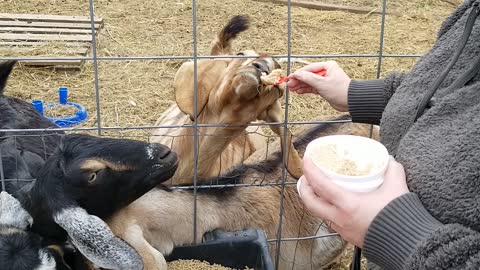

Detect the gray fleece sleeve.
[
  {"left": 363, "top": 193, "right": 480, "bottom": 270},
  {"left": 348, "top": 72, "right": 407, "bottom": 125}
]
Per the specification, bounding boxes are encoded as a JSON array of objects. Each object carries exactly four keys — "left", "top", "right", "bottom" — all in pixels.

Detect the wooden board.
[
  {"left": 0, "top": 33, "right": 93, "bottom": 42},
  {"left": 0, "top": 41, "right": 89, "bottom": 47},
  {"left": 0, "top": 21, "right": 102, "bottom": 30},
  {"left": 1, "top": 46, "right": 89, "bottom": 55},
  {"left": 0, "top": 13, "right": 103, "bottom": 24},
  {"left": 0, "top": 13, "right": 104, "bottom": 70},
  {"left": 255, "top": 0, "right": 395, "bottom": 15},
  {"left": 0, "top": 27, "right": 93, "bottom": 35}
]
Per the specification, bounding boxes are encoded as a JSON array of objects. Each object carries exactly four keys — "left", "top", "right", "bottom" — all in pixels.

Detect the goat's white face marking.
[
  {"left": 34, "top": 250, "right": 56, "bottom": 270},
  {"left": 0, "top": 191, "right": 33, "bottom": 229},
  {"left": 240, "top": 50, "right": 260, "bottom": 66},
  {"left": 264, "top": 58, "right": 275, "bottom": 71},
  {"left": 146, "top": 145, "right": 155, "bottom": 160},
  {"left": 54, "top": 207, "right": 143, "bottom": 270}
]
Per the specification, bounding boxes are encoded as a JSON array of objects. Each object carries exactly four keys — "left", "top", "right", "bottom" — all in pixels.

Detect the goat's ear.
[
  {"left": 0, "top": 60, "right": 16, "bottom": 95},
  {"left": 258, "top": 101, "right": 303, "bottom": 179},
  {"left": 0, "top": 191, "right": 33, "bottom": 229},
  {"left": 53, "top": 207, "right": 144, "bottom": 270},
  {"left": 55, "top": 135, "right": 67, "bottom": 173},
  {"left": 175, "top": 60, "right": 228, "bottom": 120}
]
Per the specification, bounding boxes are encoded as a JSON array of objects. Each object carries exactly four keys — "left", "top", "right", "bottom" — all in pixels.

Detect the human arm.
[
  {"left": 348, "top": 72, "right": 406, "bottom": 125},
  {"left": 287, "top": 61, "right": 407, "bottom": 125},
  {"left": 298, "top": 156, "right": 480, "bottom": 270},
  {"left": 364, "top": 193, "right": 480, "bottom": 270}
]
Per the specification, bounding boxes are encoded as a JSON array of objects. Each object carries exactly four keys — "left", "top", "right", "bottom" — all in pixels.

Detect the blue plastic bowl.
[
  {"left": 31, "top": 87, "right": 88, "bottom": 128},
  {"left": 43, "top": 102, "right": 88, "bottom": 128}
]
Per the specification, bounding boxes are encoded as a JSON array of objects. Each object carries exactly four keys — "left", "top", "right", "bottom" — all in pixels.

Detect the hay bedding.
[
  {"left": 0, "top": 0, "right": 459, "bottom": 134},
  {"left": 44, "top": 104, "right": 78, "bottom": 118},
  {"left": 0, "top": 0, "right": 460, "bottom": 268}
]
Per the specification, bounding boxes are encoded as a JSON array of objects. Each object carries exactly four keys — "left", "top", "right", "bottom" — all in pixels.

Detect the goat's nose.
[
  {"left": 158, "top": 146, "right": 172, "bottom": 159},
  {"left": 146, "top": 143, "right": 172, "bottom": 160},
  {"left": 251, "top": 60, "right": 270, "bottom": 74}
]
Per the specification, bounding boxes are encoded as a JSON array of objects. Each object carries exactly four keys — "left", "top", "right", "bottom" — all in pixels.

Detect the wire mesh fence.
[{"left": 0, "top": 0, "right": 436, "bottom": 269}]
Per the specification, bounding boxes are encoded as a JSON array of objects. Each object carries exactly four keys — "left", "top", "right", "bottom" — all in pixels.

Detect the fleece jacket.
[{"left": 346, "top": 1, "right": 480, "bottom": 269}]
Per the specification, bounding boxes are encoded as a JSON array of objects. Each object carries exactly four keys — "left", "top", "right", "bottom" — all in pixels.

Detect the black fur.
[
  {"left": 0, "top": 139, "right": 45, "bottom": 194},
  {"left": 221, "top": 15, "right": 250, "bottom": 42},
  {"left": 0, "top": 61, "right": 179, "bottom": 269},
  {"left": 18, "top": 134, "right": 178, "bottom": 243},
  {"left": 0, "top": 61, "right": 15, "bottom": 93},
  {"left": 0, "top": 60, "right": 63, "bottom": 195},
  {"left": 0, "top": 227, "right": 42, "bottom": 270},
  {"left": 0, "top": 226, "right": 72, "bottom": 270}
]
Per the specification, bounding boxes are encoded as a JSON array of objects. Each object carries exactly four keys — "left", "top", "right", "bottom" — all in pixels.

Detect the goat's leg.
[
  {"left": 258, "top": 101, "right": 303, "bottom": 179},
  {"left": 115, "top": 223, "right": 168, "bottom": 270}
]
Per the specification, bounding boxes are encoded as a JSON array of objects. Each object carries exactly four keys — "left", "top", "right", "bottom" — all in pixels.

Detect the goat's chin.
[{"left": 148, "top": 161, "right": 178, "bottom": 185}]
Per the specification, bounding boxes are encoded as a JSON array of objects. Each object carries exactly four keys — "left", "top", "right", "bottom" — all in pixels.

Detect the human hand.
[
  {"left": 287, "top": 61, "right": 351, "bottom": 112},
  {"left": 298, "top": 156, "right": 409, "bottom": 247}
]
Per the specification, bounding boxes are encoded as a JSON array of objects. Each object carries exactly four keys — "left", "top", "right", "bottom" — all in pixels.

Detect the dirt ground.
[{"left": 0, "top": 0, "right": 462, "bottom": 269}]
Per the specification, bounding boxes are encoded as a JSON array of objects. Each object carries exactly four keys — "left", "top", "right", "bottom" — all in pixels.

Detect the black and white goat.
[
  {"left": 14, "top": 133, "right": 178, "bottom": 270},
  {"left": 0, "top": 191, "right": 71, "bottom": 270},
  {"left": 0, "top": 60, "right": 179, "bottom": 269},
  {"left": 0, "top": 133, "right": 179, "bottom": 270}
]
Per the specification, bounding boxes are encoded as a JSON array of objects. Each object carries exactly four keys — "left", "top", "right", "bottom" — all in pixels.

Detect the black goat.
[
  {"left": 0, "top": 60, "right": 63, "bottom": 194},
  {"left": 13, "top": 134, "right": 178, "bottom": 270}
]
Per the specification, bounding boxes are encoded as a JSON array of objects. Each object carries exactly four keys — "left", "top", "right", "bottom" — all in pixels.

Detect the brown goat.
[
  {"left": 150, "top": 15, "right": 302, "bottom": 185},
  {"left": 107, "top": 115, "right": 379, "bottom": 270}
]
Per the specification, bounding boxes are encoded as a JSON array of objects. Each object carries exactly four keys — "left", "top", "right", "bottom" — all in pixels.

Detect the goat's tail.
[
  {"left": 210, "top": 15, "right": 250, "bottom": 56},
  {"left": 0, "top": 60, "right": 16, "bottom": 95}
]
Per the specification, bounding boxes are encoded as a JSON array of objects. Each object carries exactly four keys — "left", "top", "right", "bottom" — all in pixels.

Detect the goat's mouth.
[{"left": 148, "top": 151, "right": 178, "bottom": 183}]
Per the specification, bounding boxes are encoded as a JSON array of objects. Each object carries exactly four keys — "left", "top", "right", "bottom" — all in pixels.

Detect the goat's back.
[{"left": 0, "top": 89, "right": 63, "bottom": 194}]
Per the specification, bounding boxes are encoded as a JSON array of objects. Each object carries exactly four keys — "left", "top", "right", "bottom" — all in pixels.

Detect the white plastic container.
[{"left": 301, "top": 135, "right": 389, "bottom": 193}]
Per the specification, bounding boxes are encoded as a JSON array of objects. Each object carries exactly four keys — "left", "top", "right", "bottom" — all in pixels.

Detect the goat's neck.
[{"left": 175, "top": 109, "right": 248, "bottom": 180}]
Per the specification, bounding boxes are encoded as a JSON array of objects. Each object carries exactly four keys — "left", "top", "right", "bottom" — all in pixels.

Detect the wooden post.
[{"left": 255, "top": 0, "right": 397, "bottom": 15}]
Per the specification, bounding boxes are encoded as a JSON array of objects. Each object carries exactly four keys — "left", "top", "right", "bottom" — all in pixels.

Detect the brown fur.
[
  {"left": 107, "top": 115, "right": 379, "bottom": 270},
  {"left": 79, "top": 159, "right": 133, "bottom": 172},
  {"left": 150, "top": 16, "right": 302, "bottom": 185}
]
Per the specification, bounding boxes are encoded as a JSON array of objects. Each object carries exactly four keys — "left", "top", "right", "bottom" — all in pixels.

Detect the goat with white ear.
[
  {"left": 0, "top": 191, "right": 72, "bottom": 270},
  {"left": 15, "top": 134, "right": 178, "bottom": 270}
]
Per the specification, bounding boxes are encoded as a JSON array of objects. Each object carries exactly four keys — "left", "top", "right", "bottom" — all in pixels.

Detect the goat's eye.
[
  {"left": 88, "top": 172, "right": 97, "bottom": 183},
  {"left": 237, "top": 52, "right": 244, "bottom": 55}
]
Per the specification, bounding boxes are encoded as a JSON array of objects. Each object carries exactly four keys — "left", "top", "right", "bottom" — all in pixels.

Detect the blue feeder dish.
[{"left": 32, "top": 87, "right": 88, "bottom": 128}]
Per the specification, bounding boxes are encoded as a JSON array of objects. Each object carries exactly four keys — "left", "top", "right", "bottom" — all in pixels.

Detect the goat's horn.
[{"left": 260, "top": 101, "right": 303, "bottom": 179}]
